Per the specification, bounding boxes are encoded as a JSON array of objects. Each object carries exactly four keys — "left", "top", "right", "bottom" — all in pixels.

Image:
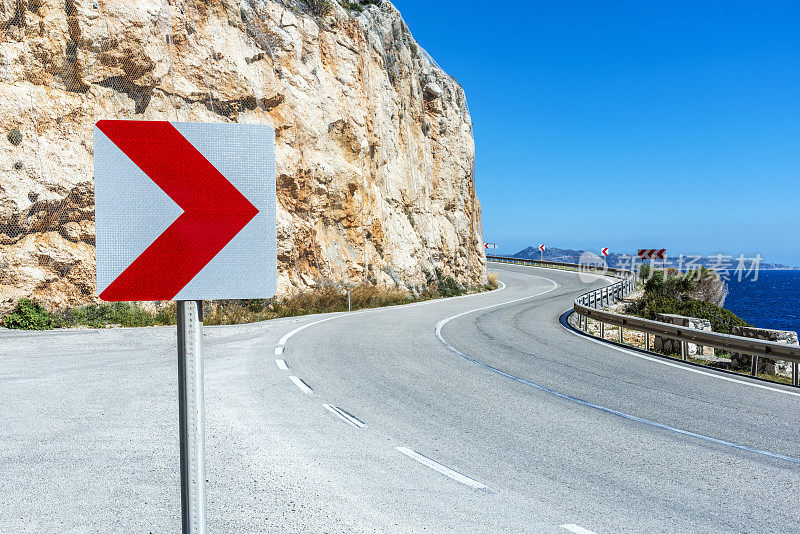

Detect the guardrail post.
[
  {"left": 618, "top": 325, "right": 623, "bottom": 343},
  {"left": 794, "top": 362, "right": 799, "bottom": 387},
  {"left": 750, "top": 355, "right": 758, "bottom": 377},
  {"left": 600, "top": 321, "right": 605, "bottom": 339},
  {"left": 681, "top": 340, "right": 688, "bottom": 361},
  {"left": 645, "top": 332, "right": 651, "bottom": 351}
]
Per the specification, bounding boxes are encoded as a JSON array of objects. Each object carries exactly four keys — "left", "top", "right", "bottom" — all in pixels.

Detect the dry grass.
[
  {"left": 487, "top": 272, "right": 499, "bottom": 290},
  {"left": 202, "top": 284, "right": 419, "bottom": 325}
]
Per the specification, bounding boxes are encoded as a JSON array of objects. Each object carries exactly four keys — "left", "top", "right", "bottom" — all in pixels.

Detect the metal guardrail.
[
  {"left": 485, "top": 255, "right": 632, "bottom": 279},
  {"left": 487, "top": 254, "right": 800, "bottom": 387}
]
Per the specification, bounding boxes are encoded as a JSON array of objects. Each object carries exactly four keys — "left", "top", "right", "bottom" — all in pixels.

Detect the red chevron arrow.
[
  {"left": 96, "top": 120, "right": 259, "bottom": 301},
  {"left": 638, "top": 248, "right": 667, "bottom": 260}
]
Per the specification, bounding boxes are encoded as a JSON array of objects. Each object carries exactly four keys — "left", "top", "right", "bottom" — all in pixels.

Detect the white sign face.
[
  {"left": 93, "top": 120, "right": 276, "bottom": 301},
  {"left": 484, "top": 243, "right": 498, "bottom": 250}
]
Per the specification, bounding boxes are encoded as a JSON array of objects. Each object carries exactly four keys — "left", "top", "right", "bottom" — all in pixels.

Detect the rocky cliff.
[{"left": 0, "top": 0, "right": 485, "bottom": 310}]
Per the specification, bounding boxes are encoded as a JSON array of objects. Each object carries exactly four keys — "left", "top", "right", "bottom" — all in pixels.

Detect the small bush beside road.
[
  {"left": 1, "top": 299, "right": 64, "bottom": 330},
  {"left": 63, "top": 302, "right": 177, "bottom": 328}
]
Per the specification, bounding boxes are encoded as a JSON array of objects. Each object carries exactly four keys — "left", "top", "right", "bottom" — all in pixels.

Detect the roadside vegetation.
[
  {"left": 1, "top": 270, "right": 500, "bottom": 330},
  {"left": 304, "top": 0, "right": 382, "bottom": 16},
  {"left": 338, "top": 0, "right": 382, "bottom": 13},
  {"left": 615, "top": 267, "right": 799, "bottom": 385},
  {"left": 624, "top": 265, "right": 750, "bottom": 334}
]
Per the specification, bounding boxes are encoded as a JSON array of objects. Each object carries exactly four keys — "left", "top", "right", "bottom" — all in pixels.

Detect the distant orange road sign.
[{"left": 638, "top": 249, "right": 666, "bottom": 260}]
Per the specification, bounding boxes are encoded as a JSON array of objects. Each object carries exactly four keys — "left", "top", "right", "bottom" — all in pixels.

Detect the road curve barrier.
[{"left": 486, "top": 254, "right": 800, "bottom": 387}]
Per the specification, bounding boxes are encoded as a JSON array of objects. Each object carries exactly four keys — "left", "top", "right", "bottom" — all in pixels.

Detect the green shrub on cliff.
[
  {"left": 625, "top": 265, "right": 749, "bottom": 334},
  {"left": 307, "top": 0, "right": 334, "bottom": 16},
  {"left": 339, "top": 0, "right": 381, "bottom": 12},
  {"left": 7, "top": 127, "right": 22, "bottom": 146}
]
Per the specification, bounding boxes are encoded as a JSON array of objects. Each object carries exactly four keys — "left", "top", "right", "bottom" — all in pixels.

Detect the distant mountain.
[{"left": 508, "top": 246, "right": 798, "bottom": 271}]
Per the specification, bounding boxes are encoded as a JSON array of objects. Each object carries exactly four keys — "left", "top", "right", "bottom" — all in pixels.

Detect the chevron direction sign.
[
  {"left": 601, "top": 247, "right": 609, "bottom": 256},
  {"left": 93, "top": 120, "right": 276, "bottom": 301},
  {"left": 638, "top": 248, "right": 666, "bottom": 260}
]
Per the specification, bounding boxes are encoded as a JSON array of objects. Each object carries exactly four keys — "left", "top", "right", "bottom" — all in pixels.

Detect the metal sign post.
[
  {"left": 177, "top": 300, "right": 207, "bottom": 534},
  {"left": 93, "top": 121, "right": 277, "bottom": 531}
]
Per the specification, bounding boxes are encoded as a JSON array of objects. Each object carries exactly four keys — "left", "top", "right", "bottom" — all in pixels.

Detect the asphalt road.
[{"left": 1, "top": 262, "right": 799, "bottom": 533}]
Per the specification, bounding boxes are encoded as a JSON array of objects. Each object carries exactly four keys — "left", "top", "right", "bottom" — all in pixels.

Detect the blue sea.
[{"left": 724, "top": 270, "right": 800, "bottom": 334}]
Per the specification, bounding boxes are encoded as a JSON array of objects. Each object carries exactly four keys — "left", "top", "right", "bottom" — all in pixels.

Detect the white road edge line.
[
  {"left": 277, "top": 280, "right": 510, "bottom": 349},
  {"left": 288, "top": 375, "right": 313, "bottom": 394},
  {"left": 435, "top": 273, "right": 800, "bottom": 465},
  {"left": 435, "top": 276, "right": 560, "bottom": 341},
  {"left": 395, "top": 447, "right": 486, "bottom": 490},
  {"left": 323, "top": 404, "right": 366, "bottom": 428},
  {"left": 275, "top": 346, "right": 285, "bottom": 356},
  {"left": 561, "top": 524, "right": 598, "bottom": 534},
  {"left": 275, "top": 359, "right": 288, "bottom": 370},
  {"left": 562, "top": 312, "right": 800, "bottom": 398}
]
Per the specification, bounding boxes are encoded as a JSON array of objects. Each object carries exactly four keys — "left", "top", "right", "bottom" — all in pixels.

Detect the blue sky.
[{"left": 392, "top": 1, "right": 800, "bottom": 265}]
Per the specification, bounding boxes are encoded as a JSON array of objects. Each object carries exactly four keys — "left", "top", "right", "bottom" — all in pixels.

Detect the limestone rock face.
[{"left": 0, "top": 0, "right": 486, "bottom": 310}]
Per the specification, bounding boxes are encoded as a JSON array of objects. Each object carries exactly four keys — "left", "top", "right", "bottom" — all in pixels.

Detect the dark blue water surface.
[{"left": 724, "top": 270, "right": 800, "bottom": 334}]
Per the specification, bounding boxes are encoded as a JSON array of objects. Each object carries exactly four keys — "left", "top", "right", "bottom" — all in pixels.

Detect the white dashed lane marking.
[
  {"left": 395, "top": 447, "right": 486, "bottom": 490},
  {"left": 561, "top": 524, "right": 597, "bottom": 534},
  {"left": 288, "top": 375, "right": 313, "bottom": 394},
  {"left": 323, "top": 404, "right": 366, "bottom": 428}
]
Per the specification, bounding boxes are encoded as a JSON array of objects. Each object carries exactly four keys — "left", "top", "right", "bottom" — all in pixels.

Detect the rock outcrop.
[
  {"left": 654, "top": 313, "right": 714, "bottom": 357},
  {"left": 0, "top": 0, "right": 485, "bottom": 310}
]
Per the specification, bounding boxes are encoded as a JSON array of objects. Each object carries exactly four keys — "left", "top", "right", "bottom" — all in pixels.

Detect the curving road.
[{"left": 1, "top": 262, "right": 799, "bottom": 533}]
